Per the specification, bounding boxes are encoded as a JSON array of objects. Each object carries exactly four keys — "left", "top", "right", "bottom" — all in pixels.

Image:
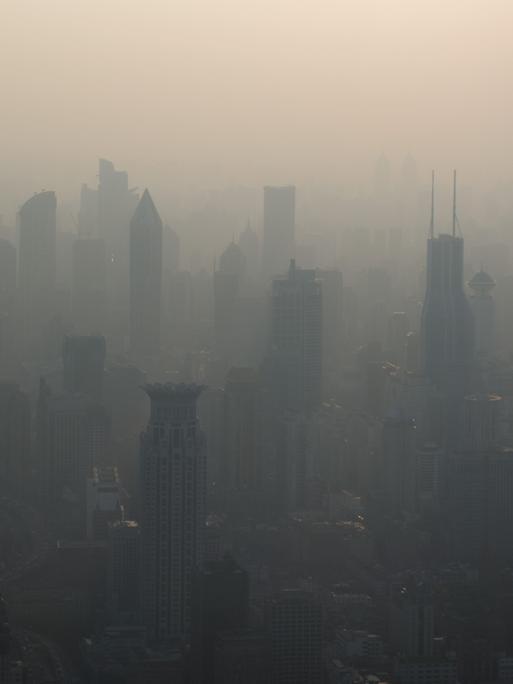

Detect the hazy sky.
[{"left": 2, "top": 0, "right": 513, "bottom": 212}]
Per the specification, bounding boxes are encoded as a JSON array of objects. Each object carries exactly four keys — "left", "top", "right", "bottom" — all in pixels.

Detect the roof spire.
[{"left": 429, "top": 170, "right": 435, "bottom": 239}]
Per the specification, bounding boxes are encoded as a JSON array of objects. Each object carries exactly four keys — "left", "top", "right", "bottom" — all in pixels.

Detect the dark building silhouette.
[
  {"left": 266, "top": 589, "right": 323, "bottom": 684},
  {"left": 192, "top": 556, "right": 249, "bottom": 683},
  {"left": 72, "top": 237, "right": 107, "bottom": 334},
  {"left": 0, "top": 383, "right": 30, "bottom": 497},
  {"left": 18, "top": 190, "right": 57, "bottom": 345},
  {"left": 420, "top": 232, "right": 474, "bottom": 395},
  {"left": 140, "top": 383, "right": 206, "bottom": 643},
  {"left": 129, "top": 189, "right": 163, "bottom": 359},
  {"left": 270, "top": 259, "right": 322, "bottom": 413},
  {"left": 63, "top": 335, "right": 106, "bottom": 401},
  {"left": 262, "top": 186, "right": 295, "bottom": 279},
  {"left": 107, "top": 520, "right": 141, "bottom": 626}
]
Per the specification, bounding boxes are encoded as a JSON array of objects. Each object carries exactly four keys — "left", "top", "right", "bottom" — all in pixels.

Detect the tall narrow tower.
[
  {"left": 262, "top": 186, "right": 295, "bottom": 279},
  {"left": 129, "top": 189, "right": 163, "bottom": 358},
  {"left": 18, "top": 190, "right": 57, "bottom": 338},
  {"left": 140, "top": 383, "right": 206, "bottom": 643},
  {"left": 420, "top": 173, "right": 474, "bottom": 395}
]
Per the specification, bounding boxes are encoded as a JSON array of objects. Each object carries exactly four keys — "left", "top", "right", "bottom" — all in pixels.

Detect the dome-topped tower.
[{"left": 468, "top": 270, "right": 496, "bottom": 297}]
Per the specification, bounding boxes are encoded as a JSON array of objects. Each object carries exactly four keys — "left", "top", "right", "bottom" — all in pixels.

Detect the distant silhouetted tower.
[
  {"left": 140, "top": 384, "right": 206, "bottom": 643},
  {"left": 468, "top": 270, "right": 495, "bottom": 359},
  {"left": 72, "top": 237, "right": 107, "bottom": 334},
  {"left": 63, "top": 335, "right": 106, "bottom": 401},
  {"left": 107, "top": 520, "right": 141, "bottom": 625},
  {"left": 129, "top": 190, "right": 163, "bottom": 358},
  {"left": 262, "top": 186, "right": 295, "bottom": 279},
  {"left": 266, "top": 589, "right": 323, "bottom": 684},
  {"left": 270, "top": 259, "right": 322, "bottom": 413},
  {"left": 18, "top": 190, "right": 57, "bottom": 338}
]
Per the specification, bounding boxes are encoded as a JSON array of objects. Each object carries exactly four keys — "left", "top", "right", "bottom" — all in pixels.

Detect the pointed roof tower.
[{"left": 131, "top": 188, "right": 162, "bottom": 228}]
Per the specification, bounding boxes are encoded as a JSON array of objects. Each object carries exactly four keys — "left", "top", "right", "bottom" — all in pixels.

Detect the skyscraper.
[
  {"left": 107, "top": 520, "right": 141, "bottom": 625},
  {"left": 468, "top": 269, "right": 495, "bottom": 359},
  {"left": 270, "top": 259, "right": 322, "bottom": 413},
  {"left": 63, "top": 335, "right": 106, "bottom": 401},
  {"left": 262, "top": 186, "right": 295, "bottom": 279},
  {"left": 420, "top": 175, "right": 474, "bottom": 396},
  {"left": 129, "top": 189, "right": 163, "bottom": 358},
  {"left": 0, "top": 383, "right": 30, "bottom": 497},
  {"left": 140, "top": 383, "right": 206, "bottom": 643},
  {"left": 98, "top": 158, "right": 138, "bottom": 307},
  {"left": 18, "top": 190, "right": 57, "bottom": 341},
  {"left": 72, "top": 237, "right": 107, "bottom": 334},
  {"left": 266, "top": 589, "right": 323, "bottom": 684}
]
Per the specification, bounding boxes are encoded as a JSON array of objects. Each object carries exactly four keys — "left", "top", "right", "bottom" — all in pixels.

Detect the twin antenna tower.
[{"left": 429, "top": 170, "right": 460, "bottom": 239}]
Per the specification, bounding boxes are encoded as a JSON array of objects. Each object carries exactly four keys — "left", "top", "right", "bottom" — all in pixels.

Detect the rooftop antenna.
[
  {"left": 429, "top": 170, "right": 435, "bottom": 239},
  {"left": 452, "top": 169, "right": 457, "bottom": 237}
]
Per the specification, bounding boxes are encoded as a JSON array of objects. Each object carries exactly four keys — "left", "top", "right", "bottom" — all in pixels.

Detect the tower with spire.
[
  {"left": 129, "top": 189, "right": 163, "bottom": 359},
  {"left": 420, "top": 172, "right": 474, "bottom": 402}
]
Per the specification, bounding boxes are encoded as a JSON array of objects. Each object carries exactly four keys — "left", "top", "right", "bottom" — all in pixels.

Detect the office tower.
[
  {"left": 129, "top": 189, "right": 163, "bottom": 359},
  {"left": 0, "top": 239, "right": 16, "bottom": 305},
  {"left": 239, "top": 220, "right": 259, "bottom": 280},
  {"left": 262, "top": 186, "right": 295, "bottom": 279},
  {"left": 72, "top": 237, "right": 107, "bottom": 334},
  {"left": 382, "top": 416, "right": 417, "bottom": 517},
  {"left": 389, "top": 581, "right": 434, "bottom": 658},
  {"left": 163, "top": 224, "right": 180, "bottom": 274},
  {"left": 63, "top": 335, "right": 106, "bottom": 401},
  {"left": 468, "top": 269, "right": 495, "bottom": 359},
  {"left": 448, "top": 393, "right": 512, "bottom": 562},
  {"left": 192, "top": 556, "right": 249, "bottom": 683},
  {"left": 266, "top": 589, "right": 323, "bottom": 684},
  {"left": 420, "top": 186, "right": 474, "bottom": 394},
  {"left": 38, "top": 381, "right": 109, "bottom": 504},
  {"left": 213, "top": 630, "right": 271, "bottom": 684},
  {"left": 78, "top": 183, "right": 99, "bottom": 236},
  {"left": 222, "top": 368, "right": 261, "bottom": 510},
  {"left": 0, "top": 596, "right": 9, "bottom": 684},
  {"left": 86, "top": 466, "right": 124, "bottom": 540},
  {"left": 0, "top": 384, "right": 30, "bottom": 497},
  {"left": 315, "top": 269, "right": 343, "bottom": 394},
  {"left": 270, "top": 259, "right": 322, "bottom": 414},
  {"left": 98, "top": 158, "right": 138, "bottom": 305},
  {"left": 18, "top": 190, "right": 57, "bottom": 339},
  {"left": 213, "top": 241, "right": 245, "bottom": 370},
  {"left": 140, "top": 383, "right": 206, "bottom": 643},
  {"left": 386, "top": 311, "right": 409, "bottom": 365},
  {"left": 107, "top": 520, "right": 141, "bottom": 625}
]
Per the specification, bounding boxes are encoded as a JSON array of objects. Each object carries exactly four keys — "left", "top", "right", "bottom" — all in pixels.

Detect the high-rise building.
[
  {"left": 222, "top": 368, "right": 261, "bottom": 503},
  {"left": 389, "top": 581, "right": 434, "bottom": 658},
  {"left": 270, "top": 259, "right": 322, "bottom": 413},
  {"left": 262, "top": 186, "right": 295, "bottom": 279},
  {"left": 38, "top": 381, "right": 109, "bottom": 504},
  {"left": 140, "top": 383, "right": 206, "bottom": 643},
  {"left": 78, "top": 183, "right": 99, "bottom": 237},
  {"left": 266, "top": 589, "right": 323, "bottom": 684},
  {"left": 382, "top": 416, "right": 417, "bottom": 517},
  {"left": 0, "top": 383, "right": 30, "bottom": 497},
  {"left": 468, "top": 270, "right": 495, "bottom": 359},
  {"left": 86, "top": 466, "right": 124, "bottom": 540},
  {"left": 107, "top": 520, "right": 141, "bottom": 625},
  {"left": 239, "top": 220, "right": 259, "bottom": 280},
  {"left": 315, "top": 268, "right": 343, "bottom": 395},
  {"left": 72, "top": 237, "right": 107, "bottom": 334},
  {"left": 192, "top": 556, "right": 249, "bottom": 683},
  {"left": 62, "top": 335, "right": 106, "bottom": 401},
  {"left": 129, "top": 189, "right": 163, "bottom": 358},
  {"left": 0, "top": 239, "right": 16, "bottom": 305},
  {"left": 420, "top": 232, "right": 474, "bottom": 394},
  {"left": 98, "top": 158, "right": 138, "bottom": 307},
  {"left": 18, "top": 190, "right": 57, "bottom": 341}
]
